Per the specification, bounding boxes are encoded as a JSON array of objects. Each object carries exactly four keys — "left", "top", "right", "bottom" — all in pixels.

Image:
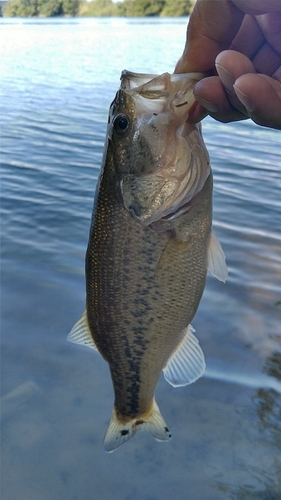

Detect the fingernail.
[
  {"left": 216, "top": 63, "right": 235, "bottom": 92},
  {"left": 195, "top": 97, "right": 219, "bottom": 113},
  {"left": 233, "top": 85, "right": 253, "bottom": 112}
]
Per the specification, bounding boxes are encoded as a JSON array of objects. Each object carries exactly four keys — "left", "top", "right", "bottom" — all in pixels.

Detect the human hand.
[{"left": 175, "top": 0, "right": 281, "bottom": 130}]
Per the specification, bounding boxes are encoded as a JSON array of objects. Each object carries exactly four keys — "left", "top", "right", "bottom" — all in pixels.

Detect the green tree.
[
  {"left": 116, "top": 1, "right": 126, "bottom": 16},
  {"left": 37, "top": 0, "right": 62, "bottom": 16},
  {"left": 137, "top": 0, "right": 165, "bottom": 16},
  {"left": 2, "top": 0, "right": 196, "bottom": 17},
  {"left": 3, "top": 0, "right": 80, "bottom": 16},
  {"left": 3, "top": 0, "right": 37, "bottom": 17},
  {"left": 62, "top": 0, "right": 79, "bottom": 16},
  {"left": 119, "top": 0, "right": 165, "bottom": 17},
  {"left": 79, "top": 0, "right": 117, "bottom": 17},
  {"left": 161, "top": 0, "right": 193, "bottom": 17}
]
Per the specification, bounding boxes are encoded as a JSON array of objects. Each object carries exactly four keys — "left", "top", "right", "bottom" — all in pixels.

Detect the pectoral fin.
[
  {"left": 163, "top": 325, "right": 206, "bottom": 387},
  {"left": 67, "top": 310, "right": 98, "bottom": 351},
  {"left": 207, "top": 231, "right": 228, "bottom": 282}
]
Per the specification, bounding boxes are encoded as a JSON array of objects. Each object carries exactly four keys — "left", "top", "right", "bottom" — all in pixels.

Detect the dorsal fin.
[
  {"left": 208, "top": 231, "right": 228, "bottom": 282},
  {"left": 163, "top": 325, "right": 206, "bottom": 387},
  {"left": 67, "top": 310, "right": 98, "bottom": 351}
]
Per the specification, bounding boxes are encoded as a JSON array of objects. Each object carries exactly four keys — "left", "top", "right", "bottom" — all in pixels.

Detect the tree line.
[{"left": 2, "top": 0, "right": 195, "bottom": 18}]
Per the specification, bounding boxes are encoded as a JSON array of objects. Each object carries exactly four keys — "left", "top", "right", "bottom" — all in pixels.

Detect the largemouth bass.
[{"left": 68, "top": 71, "right": 227, "bottom": 452}]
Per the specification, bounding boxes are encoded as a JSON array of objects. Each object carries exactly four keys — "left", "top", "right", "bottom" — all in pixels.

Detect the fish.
[{"left": 68, "top": 70, "right": 227, "bottom": 452}]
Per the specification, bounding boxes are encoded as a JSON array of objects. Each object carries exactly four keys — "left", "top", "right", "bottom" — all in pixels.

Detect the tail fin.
[{"left": 103, "top": 399, "right": 171, "bottom": 453}]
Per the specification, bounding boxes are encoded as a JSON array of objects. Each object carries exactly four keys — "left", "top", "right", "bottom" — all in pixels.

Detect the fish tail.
[{"left": 103, "top": 399, "right": 171, "bottom": 453}]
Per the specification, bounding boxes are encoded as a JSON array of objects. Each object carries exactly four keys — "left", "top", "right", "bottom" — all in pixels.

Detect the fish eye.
[{"left": 113, "top": 113, "right": 130, "bottom": 134}]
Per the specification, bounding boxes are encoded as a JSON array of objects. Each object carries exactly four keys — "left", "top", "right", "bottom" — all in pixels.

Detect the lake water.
[{"left": 1, "top": 17, "right": 281, "bottom": 500}]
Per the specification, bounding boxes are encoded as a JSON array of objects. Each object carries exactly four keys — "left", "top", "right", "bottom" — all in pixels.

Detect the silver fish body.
[{"left": 68, "top": 71, "right": 227, "bottom": 452}]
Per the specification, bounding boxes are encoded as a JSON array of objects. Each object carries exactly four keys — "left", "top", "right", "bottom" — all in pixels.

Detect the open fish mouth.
[
  {"left": 121, "top": 69, "right": 204, "bottom": 91},
  {"left": 120, "top": 70, "right": 205, "bottom": 116}
]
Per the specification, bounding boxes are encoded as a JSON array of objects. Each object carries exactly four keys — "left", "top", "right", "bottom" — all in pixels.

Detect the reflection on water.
[
  {"left": 263, "top": 351, "right": 281, "bottom": 381},
  {"left": 254, "top": 388, "right": 281, "bottom": 440},
  {"left": 214, "top": 352, "right": 281, "bottom": 499},
  {"left": 256, "top": 351, "right": 281, "bottom": 451},
  {"left": 218, "top": 468, "right": 281, "bottom": 500}
]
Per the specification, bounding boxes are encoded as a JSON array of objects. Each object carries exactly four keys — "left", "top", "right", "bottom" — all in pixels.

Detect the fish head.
[{"left": 108, "top": 70, "right": 210, "bottom": 225}]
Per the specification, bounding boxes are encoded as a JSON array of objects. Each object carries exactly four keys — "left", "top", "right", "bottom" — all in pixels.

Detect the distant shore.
[{"left": 1, "top": 0, "right": 195, "bottom": 19}]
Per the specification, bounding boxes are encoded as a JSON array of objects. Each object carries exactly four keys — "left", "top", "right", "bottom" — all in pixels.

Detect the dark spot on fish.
[
  {"left": 131, "top": 310, "right": 145, "bottom": 319},
  {"left": 134, "top": 349, "right": 144, "bottom": 357},
  {"left": 134, "top": 297, "right": 150, "bottom": 308},
  {"left": 175, "top": 100, "right": 188, "bottom": 108},
  {"left": 124, "top": 347, "right": 131, "bottom": 358},
  {"left": 153, "top": 113, "right": 157, "bottom": 116},
  {"left": 165, "top": 427, "right": 172, "bottom": 437},
  {"left": 121, "top": 429, "right": 129, "bottom": 436}
]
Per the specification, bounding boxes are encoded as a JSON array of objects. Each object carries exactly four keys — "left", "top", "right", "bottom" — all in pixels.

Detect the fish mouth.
[
  {"left": 120, "top": 70, "right": 205, "bottom": 91},
  {"left": 120, "top": 70, "right": 205, "bottom": 116}
]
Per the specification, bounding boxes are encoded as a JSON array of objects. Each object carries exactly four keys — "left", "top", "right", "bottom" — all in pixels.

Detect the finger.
[
  {"left": 256, "top": 12, "right": 281, "bottom": 54},
  {"left": 234, "top": 73, "right": 281, "bottom": 129},
  {"left": 232, "top": 0, "right": 281, "bottom": 15},
  {"left": 175, "top": 0, "right": 244, "bottom": 73},
  {"left": 192, "top": 76, "right": 247, "bottom": 123},
  {"left": 252, "top": 42, "right": 281, "bottom": 76},
  {"left": 215, "top": 50, "right": 256, "bottom": 112},
  {"left": 230, "top": 13, "right": 281, "bottom": 73},
  {"left": 230, "top": 14, "right": 265, "bottom": 57}
]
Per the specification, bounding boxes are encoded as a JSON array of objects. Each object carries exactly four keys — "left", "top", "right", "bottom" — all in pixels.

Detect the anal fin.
[
  {"left": 67, "top": 310, "right": 98, "bottom": 351},
  {"left": 163, "top": 325, "right": 206, "bottom": 387}
]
